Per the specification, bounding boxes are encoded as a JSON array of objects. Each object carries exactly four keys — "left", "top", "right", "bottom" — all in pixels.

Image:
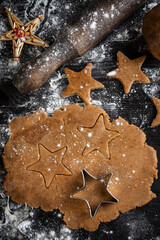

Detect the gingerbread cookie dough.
[
  {"left": 151, "top": 96, "right": 160, "bottom": 127},
  {"left": 106, "top": 51, "right": 150, "bottom": 94},
  {"left": 62, "top": 63, "right": 104, "bottom": 105},
  {"left": 2, "top": 104, "right": 157, "bottom": 231},
  {"left": 143, "top": 4, "right": 160, "bottom": 61}
]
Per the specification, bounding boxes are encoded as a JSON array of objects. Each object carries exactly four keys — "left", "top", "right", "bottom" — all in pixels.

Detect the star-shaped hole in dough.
[
  {"left": 106, "top": 51, "right": 150, "bottom": 94},
  {"left": 151, "top": 96, "right": 160, "bottom": 127},
  {"left": 62, "top": 63, "right": 104, "bottom": 105},
  {"left": 71, "top": 169, "right": 118, "bottom": 217},
  {"left": 27, "top": 144, "right": 71, "bottom": 188},
  {"left": 0, "top": 7, "right": 48, "bottom": 61},
  {"left": 78, "top": 115, "right": 119, "bottom": 158}
]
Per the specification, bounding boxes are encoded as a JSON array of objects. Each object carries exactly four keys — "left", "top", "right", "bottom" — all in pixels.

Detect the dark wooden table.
[{"left": 0, "top": 0, "right": 160, "bottom": 239}]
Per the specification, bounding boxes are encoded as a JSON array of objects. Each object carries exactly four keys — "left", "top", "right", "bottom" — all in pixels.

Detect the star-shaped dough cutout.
[
  {"left": 62, "top": 63, "right": 104, "bottom": 105},
  {"left": 0, "top": 7, "right": 49, "bottom": 61},
  {"left": 70, "top": 169, "right": 118, "bottom": 217},
  {"left": 151, "top": 96, "right": 160, "bottom": 127},
  {"left": 106, "top": 51, "right": 150, "bottom": 94},
  {"left": 27, "top": 144, "right": 71, "bottom": 188},
  {"left": 78, "top": 115, "right": 119, "bottom": 158}
]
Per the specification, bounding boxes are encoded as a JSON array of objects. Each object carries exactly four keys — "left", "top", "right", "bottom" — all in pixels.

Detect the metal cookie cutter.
[{"left": 70, "top": 169, "right": 119, "bottom": 217}]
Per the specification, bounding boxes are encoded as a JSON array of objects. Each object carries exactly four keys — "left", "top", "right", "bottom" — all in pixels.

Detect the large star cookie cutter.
[{"left": 70, "top": 169, "right": 119, "bottom": 217}]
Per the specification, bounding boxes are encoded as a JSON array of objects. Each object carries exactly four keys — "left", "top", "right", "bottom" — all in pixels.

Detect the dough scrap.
[
  {"left": 151, "top": 96, "right": 160, "bottom": 127},
  {"left": 143, "top": 4, "right": 160, "bottom": 60},
  {"left": 2, "top": 104, "right": 158, "bottom": 231},
  {"left": 106, "top": 51, "right": 150, "bottom": 94}
]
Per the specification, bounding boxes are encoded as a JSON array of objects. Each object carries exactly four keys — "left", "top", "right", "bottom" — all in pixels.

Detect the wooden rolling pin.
[{"left": 13, "top": 0, "right": 147, "bottom": 93}]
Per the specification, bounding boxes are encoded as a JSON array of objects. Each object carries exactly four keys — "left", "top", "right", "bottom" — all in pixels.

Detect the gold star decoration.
[
  {"left": 70, "top": 169, "right": 118, "bottom": 217},
  {"left": 151, "top": 96, "right": 160, "bottom": 127},
  {"left": 27, "top": 144, "right": 71, "bottom": 188},
  {"left": 106, "top": 51, "right": 150, "bottom": 94},
  {"left": 78, "top": 115, "right": 119, "bottom": 158},
  {"left": 62, "top": 63, "right": 104, "bottom": 105},
  {"left": 0, "top": 7, "right": 49, "bottom": 61}
]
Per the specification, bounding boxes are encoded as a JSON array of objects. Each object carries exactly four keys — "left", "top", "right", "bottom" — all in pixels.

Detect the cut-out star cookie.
[
  {"left": 78, "top": 114, "right": 119, "bottom": 158},
  {"left": 27, "top": 144, "right": 71, "bottom": 188},
  {"left": 62, "top": 63, "right": 104, "bottom": 105},
  {"left": 106, "top": 51, "right": 150, "bottom": 94},
  {"left": 0, "top": 7, "right": 49, "bottom": 61},
  {"left": 151, "top": 96, "right": 160, "bottom": 127},
  {"left": 71, "top": 169, "right": 118, "bottom": 217}
]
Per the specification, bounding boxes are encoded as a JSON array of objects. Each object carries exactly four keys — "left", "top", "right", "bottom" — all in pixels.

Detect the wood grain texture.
[{"left": 12, "top": 0, "right": 147, "bottom": 93}]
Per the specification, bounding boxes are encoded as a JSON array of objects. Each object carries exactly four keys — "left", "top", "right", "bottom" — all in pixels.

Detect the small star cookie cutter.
[{"left": 70, "top": 169, "right": 119, "bottom": 217}]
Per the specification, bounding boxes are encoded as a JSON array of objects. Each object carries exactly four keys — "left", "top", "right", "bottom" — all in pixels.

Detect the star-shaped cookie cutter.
[{"left": 70, "top": 169, "right": 119, "bottom": 217}]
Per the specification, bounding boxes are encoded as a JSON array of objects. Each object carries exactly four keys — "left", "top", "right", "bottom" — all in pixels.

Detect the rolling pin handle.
[{"left": 13, "top": 39, "right": 78, "bottom": 93}]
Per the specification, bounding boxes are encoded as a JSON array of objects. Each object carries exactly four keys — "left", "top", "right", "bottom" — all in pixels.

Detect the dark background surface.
[{"left": 0, "top": 0, "right": 160, "bottom": 239}]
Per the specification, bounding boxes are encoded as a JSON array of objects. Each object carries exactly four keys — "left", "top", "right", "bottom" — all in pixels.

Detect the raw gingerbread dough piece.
[
  {"left": 2, "top": 104, "right": 157, "bottom": 231},
  {"left": 151, "top": 96, "right": 160, "bottom": 127},
  {"left": 142, "top": 4, "right": 160, "bottom": 61},
  {"left": 62, "top": 63, "right": 104, "bottom": 105},
  {"left": 106, "top": 51, "right": 150, "bottom": 94}
]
